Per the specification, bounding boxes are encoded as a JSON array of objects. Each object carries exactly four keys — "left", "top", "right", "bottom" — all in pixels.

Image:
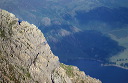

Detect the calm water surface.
[{"left": 63, "top": 59, "right": 128, "bottom": 83}]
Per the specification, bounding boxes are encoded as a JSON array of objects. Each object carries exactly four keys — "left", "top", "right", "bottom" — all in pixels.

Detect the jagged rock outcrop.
[{"left": 0, "top": 9, "right": 101, "bottom": 83}]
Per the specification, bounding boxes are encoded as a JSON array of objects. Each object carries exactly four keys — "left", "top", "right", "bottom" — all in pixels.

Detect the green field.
[{"left": 107, "top": 28, "right": 128, "bottom": 68}]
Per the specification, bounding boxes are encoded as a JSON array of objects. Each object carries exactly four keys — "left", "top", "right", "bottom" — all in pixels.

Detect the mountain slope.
[
  {"left": 0, "top": 9, "right": 101, "bottom": 83},
  {"left": 1, "top": 0, "right": 127, "bottom": 69}
]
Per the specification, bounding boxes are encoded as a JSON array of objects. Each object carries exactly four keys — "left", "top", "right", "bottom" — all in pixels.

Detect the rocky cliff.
[{"left": 0, "top": 9, "right": 101, "bottom": 83}]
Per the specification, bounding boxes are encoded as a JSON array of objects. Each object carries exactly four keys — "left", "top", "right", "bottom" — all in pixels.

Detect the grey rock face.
[{"left": 0, "top": 9, "right": 101, "bottom": 83}]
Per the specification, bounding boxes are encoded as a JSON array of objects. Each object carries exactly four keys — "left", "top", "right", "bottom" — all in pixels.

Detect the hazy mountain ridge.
[{"left": 1, "top": 0, "right": 127, "bottom": 26}]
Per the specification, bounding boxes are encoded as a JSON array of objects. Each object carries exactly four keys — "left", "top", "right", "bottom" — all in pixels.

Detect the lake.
[{"left": 63, "top": 59, "right": 128, "bottom": 83}]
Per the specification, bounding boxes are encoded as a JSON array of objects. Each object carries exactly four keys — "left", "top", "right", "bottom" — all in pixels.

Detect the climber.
[{"left": 18, "top": 19, "right": 22, "bottom": 25}]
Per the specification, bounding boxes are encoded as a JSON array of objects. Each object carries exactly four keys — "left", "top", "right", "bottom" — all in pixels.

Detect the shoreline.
[
  {"left": 102, "top": 64, "right": 128, "bottom": 70},
  {"left": 64, "top": 58, "right": 104, "bottom": 63},
  {"left": 65, "top": 58, "right": 128, "bottom": 70}
]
